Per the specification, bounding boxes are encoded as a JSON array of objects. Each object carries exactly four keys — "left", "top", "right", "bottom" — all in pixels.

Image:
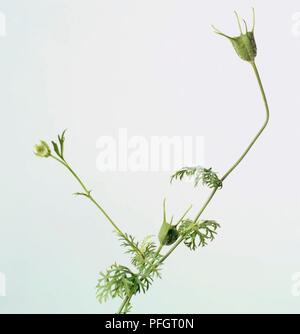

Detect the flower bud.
[
  {"left": 34, "top": 140, "right": 51, "bottom": 158},
  {"left": 212, "top": 9, "right": 257, "bottom": 62}
]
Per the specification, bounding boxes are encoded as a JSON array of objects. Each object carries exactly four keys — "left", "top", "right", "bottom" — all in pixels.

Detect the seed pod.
[
  {"left": 212, "top": 9, "right": 257, "bottom": 62},
  {"left": 230, "top": 31, "right": 257, "bottom": 62},
  {"left": 158, "top": 221, "right": 179, "bottom": 246},
  {"left": 158, "top": 200, "right": 179, "bottom": 246}
]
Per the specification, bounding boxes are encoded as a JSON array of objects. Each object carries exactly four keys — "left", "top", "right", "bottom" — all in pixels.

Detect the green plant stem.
[
  {"left": 117, "top": 293, "right": 133, "bottom": 314},
  {"left": 221, "top": 61, "right": 270, "bottom": 181},
  {"left": 161, "top": 60, "right": 269, "bottom": 266},
  {"left": 117, "top": 60, "right": 270, "bottom": 313},
  {"left": 50, "top": 155, "right": 144, "bottom": 259},
  {"left": 117, "top": 244, "right": 164, "bottom": 314},
  {"left": 140, "top": 244, "right": 164, "bottom": 281}
]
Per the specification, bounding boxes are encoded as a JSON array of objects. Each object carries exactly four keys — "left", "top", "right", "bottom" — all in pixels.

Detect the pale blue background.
[{"left": 0, "top": 0, "right": 300, "bottom": 313}]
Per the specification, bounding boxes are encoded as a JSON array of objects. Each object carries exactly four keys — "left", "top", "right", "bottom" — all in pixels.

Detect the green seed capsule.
[
  {"left": 158, "top": 200, "right": 179, "bottom": 246},
  {"left": 212, "top": 8, "right": 257, "bottom": 62},
  {"left": 230, "top": 31, "right": 257, "bottom": 62},
  {"left": 158, "top": 221, "right": 179, "bottom": 246}
]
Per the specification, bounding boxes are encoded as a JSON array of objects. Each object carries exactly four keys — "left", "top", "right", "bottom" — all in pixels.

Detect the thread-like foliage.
[
  {"left": 171, "top": 166, "right": 223, "bottom": 189},
  {"left": 96, "top": 263, "right": 138, "bottom": 303},
  {"left": 96, "top": 234, "right": 163, "bottom": 310},
  {"left": 178, "top": 220, "right": 220, "bottom": 250},
  {"left": 117, "top": 233, "right": 162, "bottom": 277},
  {"left": 35, "top": 11, "right": 269, "bottom": 313}
]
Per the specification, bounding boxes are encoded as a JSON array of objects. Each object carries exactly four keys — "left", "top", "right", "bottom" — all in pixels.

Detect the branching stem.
[
  {"left": 117, "top": 244, "right": 164, "bottom": 314},
  {"left": 50, "top": 155, "right": 145, "bottom": 259},
  {"left": 117, "top": 60, "right": 270, "bottom": 313}
]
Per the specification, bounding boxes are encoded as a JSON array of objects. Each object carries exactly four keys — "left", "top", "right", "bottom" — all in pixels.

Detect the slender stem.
[
  {"left": 63, "top": 160, "right": 91, "bottom": 195},
  {"left": 141, "top": 244, "right": 164, "bottom": 279},
  {"left": 221, "top": 61, "right": 270, "bottom": 181},
  {"left": 158, "top": 235, "right": 183, "bottom": 264},
  {"left": 117, "top": 244, "right": 164, "bottom": 314},
  {"left": 50, "top": 155, "right": 145, "bottom": 258},
  {"left": 193, "top": 187, "right": 219, "bottom": 224},
  {"left": 119, "top": 60, "right": 270, "bottom": 313},
  {"left": 88, "top": 196, "right": 124, "bottom": 236},
  {"left": 53, "top": 156, "right": 121, "bottom": 232},
  {"left": 117, "top": 292, "right": 133, "bottom": 314},
  {"left": 50, "top": 154, "right": 68, "bottom": 166},
  {"left": 159, "top": 61, "right": 270, "bottom": 266},
  {"left": 174, "top": 205, "right": 193, "bottom": 228}
]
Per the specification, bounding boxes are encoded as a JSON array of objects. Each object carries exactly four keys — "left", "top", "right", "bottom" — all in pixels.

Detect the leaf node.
[
  {"left": 178, "top": 219, "right": 220, "bottom": 250},
  {"left": 171, "top": 166, "right": 222, "bottom": 189}
]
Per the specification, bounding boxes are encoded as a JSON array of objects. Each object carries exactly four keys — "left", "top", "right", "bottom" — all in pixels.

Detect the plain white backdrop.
[{"left": 0, "top": 0, "right": 300, "bottom": 313}]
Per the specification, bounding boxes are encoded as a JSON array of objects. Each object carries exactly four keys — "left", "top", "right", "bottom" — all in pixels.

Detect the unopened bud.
[{"left": 34, "top": 140, "right": 51, "bottom": 158}]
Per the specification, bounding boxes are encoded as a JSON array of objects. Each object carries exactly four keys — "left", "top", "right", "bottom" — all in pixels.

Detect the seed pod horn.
[{"left": 212, "top": 8, "right": 257, "bottom": 62}]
